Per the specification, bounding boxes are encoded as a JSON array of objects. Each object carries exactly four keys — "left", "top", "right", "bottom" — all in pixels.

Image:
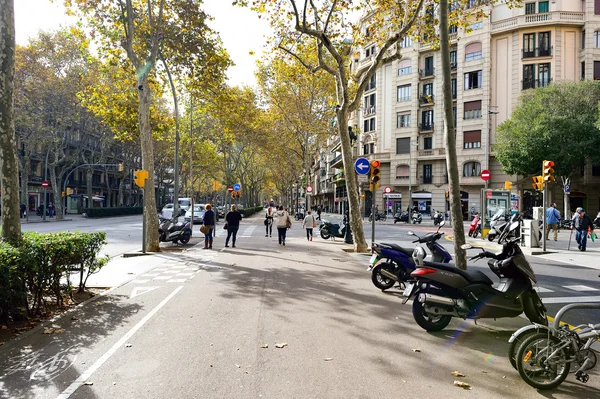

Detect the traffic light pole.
[
  {"left": 542, "top": 181, "right": 547, "bottom": 252},
  {"left": 142, "top": 193, "right": 146, "bottom": 254},
  {"left": 371, "top": 183, "right": 376, "bottom": 251}
]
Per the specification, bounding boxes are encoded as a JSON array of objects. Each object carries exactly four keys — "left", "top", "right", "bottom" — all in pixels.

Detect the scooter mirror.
[
  {"left": 510, "top": 221, "right": 519, "bottom": 231},
  {"left": 461, "top": 244, "right": 472, "bottom": 250},
  {"left": 407, "top": 231, "right": 415, "bottom": 236}
]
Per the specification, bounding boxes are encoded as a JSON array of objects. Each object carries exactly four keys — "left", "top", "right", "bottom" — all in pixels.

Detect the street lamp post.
[
  {"left": 408, "top": 141, "right": 418, "bottom": 222},
  {"left": 42, "top": 150, "right": 50, "bottom": 221}
]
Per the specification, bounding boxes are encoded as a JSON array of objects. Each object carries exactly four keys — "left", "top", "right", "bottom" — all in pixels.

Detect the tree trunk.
[
  {"left": 0, "top": 0, "right": 21, "bottom": 242},
  {"left": 440, "top": 0, "right": 467, "bottom": 269},
  {"left": 118, "top": 178, "right": 124, "bottom": 206},
  {"left": 137, "top": 74, "right": 160, "bottom": 252},
  {"left": 337, "top": 107, "right": 368, "bottom": 251},
  {"left": 49, "top": 167, "right": 64, "bottom": 219},
  {"left": 562, "top": 176, "right": 570, "bottom": 218},
  {"left": 104, "top": 169, "right": 112, "bottom": 207},
  {"left": 86, "top": 168, "right": 93, "bottom": 210},
  {"left": 20, "top": 156, "right": 30, "bottom": 221}
]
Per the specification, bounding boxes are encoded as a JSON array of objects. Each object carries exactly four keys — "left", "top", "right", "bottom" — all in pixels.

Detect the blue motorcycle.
[{"left": 368, "top": 222, "right": 452, "bottom": 290}]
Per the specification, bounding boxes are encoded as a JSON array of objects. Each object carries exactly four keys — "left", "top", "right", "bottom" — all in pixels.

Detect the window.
[
  {"left": 451, "top": 78, "right": 457, "bottom": 99},
  {"left": 365, "top": 26, "right": 372, "bottom": 37},
  {"left": 365, "top": 45, "right": 376, "bottom": 57},
  {"left": 364, "top": 118, "right": 376, "bottom": 132},
  {"left": 469, "top": 21, "right": 483, "bottom": 31},
  {"left": 466, "top": 0, "right": 478, "bottom": 9},
  {"left": 582, "top": 61, "right": 585, "bottom": 80},
  {"left": 397, "top": 113, "right": 411, "bottom": 128},
  {"left": 582, "top": 30, "right": 586, "bottom": 49},
  {"left": 595, "top": 61, "right": 600, "bottom": 80},
  {"left": 463, "top": 130, "right": 482, "bottom": 149},
  {"left": 464, "top": 100, "right": 482, "bottom": 119},
  {"left": 423, "top": 137, "right": 433, "bottom": 150},
  {"left": 525, "top": 3, "right": 536, "bottom": 14},
  {"left": 523, "top": 64, "right": 535, "bottom": 89},
  {"left": 398, "top": 59, "right": 412, "bottom": 76},
  {"left": 421, "top": 110, "right": 434, "bottom": 130},
  {"left": 538, "top": 63, "right": 551, "bottom": 87},
  {"left": 423, "top": 164, "right": 433, "bottom": 184},
  {"left": 453, "top": 106, "right": 457, "bottom": 126},
  {"left": 370, "top": 143, "right": 375, "bottom": 154},
  {"left": 464, "top": 70, "right": 482, "bottom": 90},
  {"left": 523, "top": 33, "right": 535, "bottom": 58},
  {"left": 30, "top": 163, "right": 38, "bottom": 176},
  {"left": 463, "top": 161, "right": 481, "bottom": 177},
  {"left": 424, "top": 56, "right": 434, "bottom": 76},
  {"left": 592, "top": 164, "right": 600, "bottom": 176},
  {"left": 597, "top": 0, "right": 600, "bottom": 15},
  {"left": 423, "top": 83, "right": 433, "bottom": 96},
  {"left": 449, "top": 25, "right": 458, "bottom": 35},
  {"left": 366, "top": 74, "right": 376, "bottom": 91},
  {"left": 401, "top": 36, "right": 412, "bottom": 48},
  {"left": 363, "top": 144, "right": 369, "bottom": 155},
  {"left": 465, "top": 42, "right": 482, "bottom": 61},
  {"left": 396, "top": 165, "right": 410, "bottom": 179},
  {"left": 396, "top": 138, "right": 411, "bottom": 154},
  {"left": 397, "top": 84, "right": 412, "bottom": 101},
  {"left": 450, "top": 50, "right": 457, "bottom": 68},
  {"left": 595, "top": 31, "right": 600, "bottom": 48},
  {"left": 538, "top": 1, "right": 549, "bottom": 13},
  {"left": 364, "top": 93, "right": 376, "bottom": 115},
  {"left": 538, "top": 32, "right": 551, "bottom": 56}
]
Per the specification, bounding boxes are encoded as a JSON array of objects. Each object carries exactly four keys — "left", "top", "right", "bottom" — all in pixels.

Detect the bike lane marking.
[{"left": 55, "top": 285, "right": 183, "bottom": 399}]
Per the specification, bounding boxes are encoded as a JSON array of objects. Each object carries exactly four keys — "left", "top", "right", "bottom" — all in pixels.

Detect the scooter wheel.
[
  {"left": 180, "top": 235, "right": 190, "bottom": 244},
  {"left": 488, "top": 234, "right": 495, "bottom": 242},
  {"left": 418, "top": 221, "right": 421, "bottom": 224},
  {"left": 412, "top": 298, "right": 452, "bottom": 332},
  {"left": 468, "top": 231, "right": 473, "bottom": 237},
  {"left": 473, "top": 230, "right": 479, "bottom": 238},
  {"left": 394, "top": 220, "right": 397, "bottom": 224},
  {"left": 371, "top": 263, "right": 397, "bottom": 291},
  {"left": 320, "top": 229, "right": 331, "bottom": 240}
]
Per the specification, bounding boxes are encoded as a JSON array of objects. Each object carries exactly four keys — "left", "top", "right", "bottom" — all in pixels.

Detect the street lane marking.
[
  {"left": 56, "top": 286, "right": 184, "bottom": 399},
  {"left": 564, "top": 285, "right": 599, "bottom": 292},
  {"left": 130, "top": 286, "right": 159, "bottom": 299},
  {"left": 242, "top": 225, "right": 256, "bottom": 237},
  {"left": 167, "top": 279, "right": 187, "bottom": 283},
  {"left": 535, "top": 286, "right": 554, "bottom": 293},
  {"left": 542, "top": 296, "right": 600, "bottom": 304},
  {"left": 152, "top": 276, "right": 173, "bottom": 280},
  {"left": 130, "top": 279, "right": 149, "bottom": 284},
  {"left": 175, "top": 273, "right": 195, "bottom": 277}
]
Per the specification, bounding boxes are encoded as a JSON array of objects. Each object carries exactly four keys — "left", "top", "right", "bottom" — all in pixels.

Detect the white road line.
[
  {"left": 242, "top": 225, "right": 256, "bottom": 237},
  {"left": 564, "top": 285, "right": 599, "bottom": 292},
  {"left": 153, "top": 276, "right": 173, "bottom": 280},
  {"left": 167, "top": 279, "right": 187, "bottom": 283},
  {"left": 130, "top": 279, "right": 149, "bottom": 284},
  {"left": 175, "top": 273, "right": 195, "bottom": 277},
  {"left": 535, "top": 286, "right": 554, "bottom": 293},
  {"left": 56, "top": 286, "right": 183, "bottom": 399},
  {"left": 542, "top": 296, "right": 600, "bottom": 304},
  {"left": 142, "top": 274, "right": 160, "bottom": 278}
]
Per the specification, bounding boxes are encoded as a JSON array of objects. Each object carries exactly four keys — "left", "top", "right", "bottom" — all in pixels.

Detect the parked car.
[
  {"left": 184, "top": 204, "right": 206, "bottom": 224},
  {"left": 178, "top": 198, "right": 192, "bottom": 211},
  {"left": 217, "top": 206, "right": 225, "bottom": 218}
]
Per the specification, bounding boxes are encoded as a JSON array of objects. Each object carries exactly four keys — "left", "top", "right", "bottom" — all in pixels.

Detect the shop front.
[
  {"left": 412, "top": 192, "right": 432, "bottom": 214},
  {"left": 384, "top": 193, "right": 402, "bottom": 214}
]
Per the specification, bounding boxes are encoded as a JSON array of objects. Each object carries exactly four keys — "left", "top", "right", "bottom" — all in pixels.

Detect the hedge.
[
  {"left": 0, "top": 232, "right": 109, "bottom": 324},
  {"left": 240, "top": 206, "right": 265, "bottom": 218},
  {"left": 83, "top": 207, "right": 143, "bottom": 218}
]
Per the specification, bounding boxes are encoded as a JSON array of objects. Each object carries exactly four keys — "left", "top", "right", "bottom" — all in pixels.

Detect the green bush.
[
  {"left": 0, "top": 231, "right": 108, "bottom": 323},
  {"left": 240, "top": 206, "right": 265, "bottom": 218},
  {"left": 83, "top": 207, "right": 143, "bottom": 218}
]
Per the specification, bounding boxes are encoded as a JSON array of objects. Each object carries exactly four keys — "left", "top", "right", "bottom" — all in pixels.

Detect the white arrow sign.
[
  {"left": 130, "top": 286, "right": 160, "bottom": 299},
  {"left": 357, "top": 163, "right": 368, "bottom": 170}
]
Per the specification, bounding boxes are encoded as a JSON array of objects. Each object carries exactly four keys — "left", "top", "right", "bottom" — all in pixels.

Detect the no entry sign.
[
  {"left": 481, "top": 170, "right": 491, "bottom": 181},
  {"left": 306, "top": 185, "right": 313, "bottom": 193},
  {"left": 383, "top": 186, "right": 392, "bottom": 194}
]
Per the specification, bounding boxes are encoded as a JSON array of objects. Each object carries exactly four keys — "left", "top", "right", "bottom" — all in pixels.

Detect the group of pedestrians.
[
  {"left": 545, "top": 203, "right": 596, "bottom": 252},
  {"left": 199, "top": 203, "right": 243, "bottom": 249}
]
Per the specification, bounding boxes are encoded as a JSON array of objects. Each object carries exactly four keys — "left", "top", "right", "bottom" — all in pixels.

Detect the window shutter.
[
  {"left": 463, "top": 130, "right": 481, "bottom": 142},
  {"left": 463, "top": 101, "right": 482, "bottom": 112},
  {"left": 594, "top": 61, "right": 600, "bottom": 80},
  {"left": 396, "top": 138, "right": 411, "bottom": 154},
  {"left": 396, "top": 165, "right": 409, "bottom": 177},
  {"left": 465, "top": 42, "right": 482, "bottom": 54},
  {"left": 398, "top": 59, "right": 411, "bottom": 69}
]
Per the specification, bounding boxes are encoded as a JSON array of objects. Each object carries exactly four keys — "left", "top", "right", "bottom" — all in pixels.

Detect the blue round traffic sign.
[
  {"left": 233, "top": 183, "right": 241, "bottom": 191},
  {"left": 354, "top": 158, "right": 370, "bottom": 175}
]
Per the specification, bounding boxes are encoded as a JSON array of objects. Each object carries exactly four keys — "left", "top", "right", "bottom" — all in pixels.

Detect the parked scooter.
[
  {"left": 412, "top": 211, "right": 422, "bottom": 224},
  {"left": 319, "top": 219, "right": 346, "bottom": 240},
  {"left": 368, "top": 211, "right": 387, "bottom": 222},
  {"left": 403, "top": 237, "right": 547, "bottom": 332},
  {"left": 594, "top": 212, "right": 600, "bottom": 228},
  {"left": 393, "top": 212, "right": 410, "bottom": 224},
  {"left": 497, "top": 213, "right": 522, "bottom": 244},
  {"left": 468, "top": 214, "right": 481, "bottom": 238},
  {"left": 158, "top": 218, "right": 192, "bottom": 244},
  {"left": 487, "top": 209, "right": 510, "bottom": 242},
  {"left": 368, "top": 222, "right": 452, "bottom": 290},
  {"left": 432, "top": 210, "right": 444, "bottom": 226}
]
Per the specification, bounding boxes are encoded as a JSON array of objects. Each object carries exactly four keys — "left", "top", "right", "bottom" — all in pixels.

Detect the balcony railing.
[
  {"left": 363, "top": 106, "right": 376, "bottom": 116},
  {"left": 422, "top": 177, "right": 433, "bottom": 184},
  {"left": 419, "top": 95, "right": 434, "bottom": 105},
  {"left": 418, "top": 148, "right": 446, "bottom": 157},
  {"left": 522, "top": 46, "right": 552, "bottom": 59},
  {"left": 491, "top": 12, "right": 584, "bottom": 34},
  {"left": 419, "top": 122, "right": 434, "bottom": 132},
  {"left": 450, "top": 62, "right": 457, "bottom": 70},
  {"left": 522, "top": 78, "right": 552, "bottom": 90},
  {"left": 419, "top": 67, "right": 435, "bottom": 78},
  {"left": 331, "top": 154, "right": 343, "bottom": 167}
]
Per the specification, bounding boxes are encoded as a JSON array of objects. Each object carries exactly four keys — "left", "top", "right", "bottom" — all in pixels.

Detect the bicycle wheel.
[{"left": 515, "top": 332, "right": 570, "bottom": 390}]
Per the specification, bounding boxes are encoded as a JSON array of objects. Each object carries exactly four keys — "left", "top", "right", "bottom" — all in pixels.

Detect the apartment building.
[{"left": 340, "top": 0, "right": 600, "bottom": 218}]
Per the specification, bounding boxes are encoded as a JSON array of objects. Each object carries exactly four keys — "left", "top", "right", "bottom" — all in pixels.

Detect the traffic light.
[
  {"left": 118, "top": 163, "right": 124, "bottom": 172},
  {"left": 543, "top": 160, "right": 555, "bottom": 184},
  {"left": 504, "top": 181, "right": 513, "bottom": 190},
  {"left": 532, "top": 176, "right": 543, "bottom": 191},
  {"left": 134, "top": 170, "right": 148, "bottom": 188},
  {"left": 370, "top": 160, "right": 381, "bottom": 191},
  {"left": 66, "top": 188, "right": 72, "bottom": 196},
  {"left": 213, "top": 181, "right": 221, "bottom": 191}
]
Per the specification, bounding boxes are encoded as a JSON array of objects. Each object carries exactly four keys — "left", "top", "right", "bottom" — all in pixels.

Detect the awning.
[
  {"left": 412, "top": 192, "right": 432, "bottom": 199},
  {"left": 384, "top": 193, "right": 402, "bottom": 199}
]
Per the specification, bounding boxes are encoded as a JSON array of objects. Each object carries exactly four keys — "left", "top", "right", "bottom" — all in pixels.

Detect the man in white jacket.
[
  {"left": 303, "top": 210, "right": 316, "bottom": 241},
  {"left": 275, "top": 206, "right": 291, "bottom": 245}
]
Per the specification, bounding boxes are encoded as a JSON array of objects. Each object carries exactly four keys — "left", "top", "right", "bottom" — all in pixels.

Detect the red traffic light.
[
  {"left": 543, "top": 160, "right": 555, "bottom": 168},
  {"left": 371, "top": 160, "right": 381, "bottom": 168}
]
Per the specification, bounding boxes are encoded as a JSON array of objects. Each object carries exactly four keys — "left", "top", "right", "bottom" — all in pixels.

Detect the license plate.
[
  {"left": 403, "top": 283, "right": 415, "bottom": 297},
  {"left": 367, "top": 254, "right": 380, "bottom": 271}
]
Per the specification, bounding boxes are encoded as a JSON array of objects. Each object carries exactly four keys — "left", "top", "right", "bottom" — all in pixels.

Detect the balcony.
[
  {"left": 522, "top": 78, "right": 552, "bottom": 90},
  {"left": 461, "top": 176, "right": 486, "bottom": 185},
  {"left": 329, "top": 136, "right": 341, "bottom": 151},
  {"left": 419, "top": 123, "right": 434, "bottom": 133},
  {"left": 363, "top": 106, "right": 376, "bottom": 117},
  {"left": 522, "top": 46, "right": 552, "bottom": 59},
  {"left": 330, "top": 154, "right": 343, "bottom": 168},
  {"left": 418, "top": 148, "right": 446, "bottom": 158},
  {"left": 491, "top": 12, "right": 584, "bottom": 34},
  {"left": 419, "top": 94, "right": 434, "bottom": 106},
  {"left": 420, "top": 175, "right": 448, "bottom": 186},
  {"left": 419, "top": 67, "right": 435, "bottom": 79}
]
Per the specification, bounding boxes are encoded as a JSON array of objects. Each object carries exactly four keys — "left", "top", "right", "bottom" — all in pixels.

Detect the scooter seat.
[
  {"left": 423, "top": 261, "right": 493, "bottom": 285},
  {"left": 380, "top": 243, "right": 414, "bottom": 257}
]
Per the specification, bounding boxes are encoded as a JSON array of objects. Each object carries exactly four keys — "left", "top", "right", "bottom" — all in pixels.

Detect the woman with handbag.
[
  {"left": 265, "top": 205, "right": 275, "bottom": 237},
  {"left": 275, "top": 206, "right": 292, "bottom": 246},
  {"left": 303, "top": 210, "right": 316, "bottom": 241},
  {"left": 201, "top": 204, "right": 215, "bottom": 249},
  {"left": 225, "top": 205, "right": 243, "bottom": 248}
]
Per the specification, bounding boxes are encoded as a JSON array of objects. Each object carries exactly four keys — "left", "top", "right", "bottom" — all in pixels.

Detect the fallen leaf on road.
[
  {"left": 230, "top": 263, "right": 236, "bottom": 267},
  {"left": 125, "top": 344, "right": 132, "bottom": 348},
  {"left": 261, "top": 344, "right": 269, "bottom": 348},
  {"left": 71, "top": 316, "right": 78, "bottom": 321},
  {"left": 323, "top": 358, "right": 334, "bottom": 361},
  {"left": 451, "top": 371, "right": 466, "bottom": 377},
  {"left": 454, "top": 381, "right": 471, "bottom": 389},
  {"left": 43, "top": 328, "right": 64, "bottom": 335},
  {"left": 83, "top": 381, "right": 93, "bottom": 386},
  {"left": 412, "top": 349, "right": 421, "bottom": 353},
  {"left": 1, "top": 325, "right": 7, "bottom": 330},
  {"left": 236, "top": 364, "right": 240, "bottom": 368},
  {"left": 275, "top": 343, "right": 288, "bottom": 349}
]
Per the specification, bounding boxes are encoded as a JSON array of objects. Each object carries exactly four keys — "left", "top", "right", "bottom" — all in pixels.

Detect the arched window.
[
  {"left": 396, "top": 165, "right": 410, "bottom": 180},
  {"left": 463, "top": 162, "right": 481, "bottom": 177},
  {"left": 465, "top": 42, "right": 482, "bottom": 61},
  {"left": 398, "top": 59, "right": 412, "bottom": 76}
]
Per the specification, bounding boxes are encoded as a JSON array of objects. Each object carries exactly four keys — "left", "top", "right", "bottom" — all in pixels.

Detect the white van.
[{"left": 178, "top": 198, "right": 192, "bottom": 211}]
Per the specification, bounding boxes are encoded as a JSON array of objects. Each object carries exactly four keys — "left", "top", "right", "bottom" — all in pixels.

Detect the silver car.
[{"left": 184, "top": 204, "right": 205, "bottom": 224}]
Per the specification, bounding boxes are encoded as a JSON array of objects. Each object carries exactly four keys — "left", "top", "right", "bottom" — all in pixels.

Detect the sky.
[{"left": 14, "top": 0, "right": 272, "bottom": 87}]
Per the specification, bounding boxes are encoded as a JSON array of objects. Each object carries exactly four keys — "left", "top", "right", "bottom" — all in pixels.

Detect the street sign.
[
  {"left": 481, "top": 170, "right": 491, "bottom": 181},
  {"left": 41, "top": 181, "right": 49, "bottom": 188},
  {"left": 357, "top": 174, "right": 369, "bottom": 182},
  {"left": 485, "top": 190, "right": 493, "bottom": 199},
  {"left": 383, "top": 186, "right": 392, "bottom": 194},
  {"left": 565, "top": 184, "right": 571, "bottom": 194},
  {"left": 354, "top": 158, "right": 370, "bottom": 175},
  {"left": 227, "top": 186, "right": 234, "bottom": 193},
  {"left": 233, "top": 183, "right": 241, "bottom": 191},
  {"left": 306, "top": 185, "right": 313, "bottom": 193}
]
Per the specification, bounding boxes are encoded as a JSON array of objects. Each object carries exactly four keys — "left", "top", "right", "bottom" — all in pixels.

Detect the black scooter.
[
  {"left": 394, "top": 212, "right": 409, "bottom": 224},
  {"left": 158, "top": 218, "right": 192, "bottom": 244},
  {"left": 412, "top": 211, "right": 422, "bottom": 224},
  {"left": 320, "top": 219, "right": 346, "bottom": 239},
  {"left": 403, "top": 235, "right": 547, "bottom": 332}
]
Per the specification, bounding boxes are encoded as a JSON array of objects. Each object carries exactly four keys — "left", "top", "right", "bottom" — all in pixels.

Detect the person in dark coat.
[
  {"left": 202, "top": 204, "right": 215, "bottom": 249},
  {"left": 573, "top": 209, "right": 595, "bottom": 252},
  {"left": 20, "top": 203, "right": 26, "bottom": 218},
  {"left": 225, "top": 205, "right": 243, "bottom": 248}
]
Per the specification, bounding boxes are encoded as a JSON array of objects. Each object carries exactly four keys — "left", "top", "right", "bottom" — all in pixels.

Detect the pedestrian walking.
[
  {"left": 202, "top": 204, "right": 215, "bottom": 249},
  {"left": 224, "top": 205, "right": 243, "bottom": 248},
  {"left": 265, "top": 205, "right": 275, "bottom": 237},
  {"left": 573, "top": 209, "right": 595, "bottom": 252},
  {"left": 276, "top": 206, "right": 292, "bottom": 246},
  {"left": 545, "top": 202, "right": 560, "bottom": 241},
  {"left": 316, "top": 206, "right": 322, "bottom": 221},
  {"left": 48, "top": 202, "right": 55, "bottom": 218},
  {"left": 20, "top": 203, "right": 26, "bottom": 218},
  {"left": 303, "top": 210, "right": 316, "bottom": 241}
]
